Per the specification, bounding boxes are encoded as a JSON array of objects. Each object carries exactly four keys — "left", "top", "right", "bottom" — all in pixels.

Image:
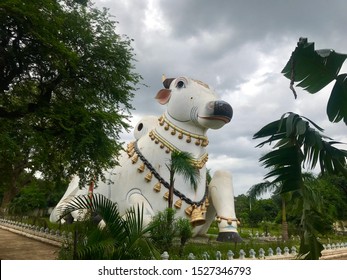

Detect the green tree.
[
  {"left": 0, "top": 0, "right": 140, "bottom": 208},
  {"left": 253, "top": 112, "right": 347, "bottom": 259},
  {"left": 248, "top": 181, "right": 289, "bottom": 240},
  {"left": 176, "top": 217, "right": 193, "bottom": 257},
  {"left": 166, "top": 151, "right": 200, "bottom": 209},
  {"left": 8, "top": 176, "right": 67, "bottom": 215},
  {"left": 58, "top": 194, "right": 159, "bottom": 260},
  {"left": 309, "top": 174, "right": 347, "bottom": 223},
  {"left": 149, "top": 208, "right": 176, "bottom": 253},
  {"left": 234, "top": 194, "right": 251, "bottom": 227},
  {"left": 149, "top": 208, "right": 193, "bottom": 256}
]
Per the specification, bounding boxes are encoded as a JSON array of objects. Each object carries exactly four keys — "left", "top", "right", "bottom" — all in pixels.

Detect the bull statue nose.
[{"left": 212, "top": 101, "right": 233, "bottom": 122}]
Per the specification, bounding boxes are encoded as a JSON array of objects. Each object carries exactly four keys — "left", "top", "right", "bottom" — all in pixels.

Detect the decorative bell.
[
  {"left": 205, "top": 197, "right": 210, "bottom": 207},
  {"left": 137, "top": 163, "right": 145, "bottom": 173},
  {"left": 178, "top": 132, "right": 183, "bottom": 139},
  {"left": 163, "top": 191, "right": 169, "bottom": 200},
  {"left": 145, "top": 172, "right": 152, "bottom": 182},
  {"left": 201, "top": 203, "right": 206, "bottom": 211},
  {"left": 195, "top": 139, "right": 201, "bottom": 146},
  {"left": 171, "top": 129, "right": 176, "bottom": 135},
  {"left": 201, "top": 139, "right": 209, "bottom": 147},
  {"left": 153, "top": 182, "right": 161, "bottom": 192},
  {"left": 128, "top": 149, "right": 135, "bottom": 157},
  {"left": 127, "top": 142, "right": 134, "bottom": 150},
  {"left": 185, "top": 205, "right": 193, "bottom": 216},
  {"left": 174, "top": 199, "right": 182, "bottom": 209},
  {"left": 186, "top": 135, "right": 191, "bottom": 143},
  {"left": 131, "top": 154, "right": 138, "bottom": 164},
  {"left": 190, "top": 206, "right": 206, "bottom": 226}
]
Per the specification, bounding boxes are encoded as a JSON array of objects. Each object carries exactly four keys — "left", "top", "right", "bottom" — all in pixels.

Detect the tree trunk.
[
  {"left": 168, "top": 170, "right": 174, "bottom": 209},
  {"left": 1, "top": 171, "right": 21, "bottom": 209},
  {"left": 1, "top": 167, "right": 30, "bottom": 210},
  {"left": 1, "top": 185, "right": 19, "bottom": 209},
  {"left": 281, "top": 197, "right": 289, "bottom": 241}
]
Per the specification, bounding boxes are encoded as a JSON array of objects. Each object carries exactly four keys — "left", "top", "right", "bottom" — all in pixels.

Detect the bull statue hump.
[{"left": 50, "top": 76, "right": 242, "bottom": 243}]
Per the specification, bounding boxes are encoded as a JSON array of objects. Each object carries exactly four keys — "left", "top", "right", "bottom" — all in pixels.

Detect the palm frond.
[
  {"left": 57, "top": 194, "right": 160, "bottom": 260},
  {"left": 118, "top": 204, "right": 160, "bottom": 259},
  {"left": 170, "top": 150, "right": 200, "bottom": 189},
  {"left": 247, "top": 181, "right": 279, "bottom": 198}
]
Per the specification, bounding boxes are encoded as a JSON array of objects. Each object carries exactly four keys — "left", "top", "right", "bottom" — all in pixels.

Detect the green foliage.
[
  {"left": 7, "top": 175, "right": 67, "bottom": 215},
  {"left": 169, "top": 151, "right": 200, "bottom": 189},
  {"left": 176, "top": 217, "right": 193, "bottom": 256},
  {"left": 234, "top": 194, "right": 280, "bottom": 228},
  {"left": 0, "top": 0, "right": 141, "bottom": 206},
  {"left": 149, "top": 208, "right": 193, "bottom": 255},
  {"left": 58, "top": 194, "right": 159, "bottom": 259},
  {"left": 254, "top": 112, "right": 347, "bottom": 194},
  {"left": 253, "top": 112, "right": 347, "bottom": 259},
  {"left": 149, "top": 208, "right": 176, "bottom": 252},
  {"left": 166, "top": 151, "right": 200, "bottom": 208},
  {"left": 282, "top": 37, "right": 347, "bottom": 124},
  {"left": 9, "top": 186, "right": 46, "bottom": 215},
  {"left": 307, "top": 174, "right": 347, "bottom": 222}
]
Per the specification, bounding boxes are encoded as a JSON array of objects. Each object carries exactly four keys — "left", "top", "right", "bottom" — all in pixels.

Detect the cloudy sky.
[{"left": 94, "top": 0, "right": 347, "bottom": 196}]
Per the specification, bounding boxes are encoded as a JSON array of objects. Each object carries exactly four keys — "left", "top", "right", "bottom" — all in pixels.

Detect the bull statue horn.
[{"left": 162, "top": 75, "right": 175, "bottom": 89}]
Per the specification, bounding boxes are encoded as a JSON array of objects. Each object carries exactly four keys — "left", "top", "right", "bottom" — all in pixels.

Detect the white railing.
[
  {"left": 0, "top": 218, "right": 68, "bottom": 247},
  {"left": 162, "top": 243, "right": 347, "bottom": 260}
]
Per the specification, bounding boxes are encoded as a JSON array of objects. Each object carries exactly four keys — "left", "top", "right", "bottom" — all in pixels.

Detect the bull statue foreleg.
[{"left": 209, "top": 170, "right": 242, "bottom": 242}]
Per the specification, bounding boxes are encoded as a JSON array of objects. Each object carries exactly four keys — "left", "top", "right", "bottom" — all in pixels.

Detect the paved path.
[{"left": 0, "top": 228, "right": 58, "bottom": 260}]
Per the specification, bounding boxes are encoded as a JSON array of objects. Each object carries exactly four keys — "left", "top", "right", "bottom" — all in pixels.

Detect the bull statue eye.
[
  {"left": 176, "top": 80, "right": 186, "bottom": 89},
  {"left": 174, "top": 77, "right": 188, "bottom": 89}
]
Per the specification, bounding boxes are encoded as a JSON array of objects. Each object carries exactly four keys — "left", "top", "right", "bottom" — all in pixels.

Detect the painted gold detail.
[
  {"left": 131, "top": 154, "right": 138, "bottom": 164},
  {"left": 137, "top": 163, "right": 145, "bottom": 173},
  {"left": 153, "top": 182, "right": 161, "bottom": 192},
  {"left": 145, "top": 172, "right": 153, "bottom": 182},
  {"left": 174, "top": 199, "right": 182, "bottom": 209},
  {"left": 159, "top": 115, "right": 208, "bottom": 146},
  {"left": 149, "top": 129, "right": 208, "bottom": 169},
  {"left": 190, "top": 205, "right": 206, "bottom": 226},
  {"left": 185, "top": 205, "right": 193, "bottom": 216}
]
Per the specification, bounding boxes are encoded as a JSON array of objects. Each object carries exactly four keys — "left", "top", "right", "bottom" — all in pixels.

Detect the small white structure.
[{"left": 50, "top": 76, "right": 241, "bottom": 242}]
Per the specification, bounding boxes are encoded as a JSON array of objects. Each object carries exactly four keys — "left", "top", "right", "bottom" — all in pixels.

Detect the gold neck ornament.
[{"left": 158, "top": 115, "right": 209, "bottom": 147}]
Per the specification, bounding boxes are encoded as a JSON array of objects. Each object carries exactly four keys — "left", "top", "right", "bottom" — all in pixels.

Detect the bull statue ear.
[{"left": 155, "top": 89, "right": 171, "bottom": 105}]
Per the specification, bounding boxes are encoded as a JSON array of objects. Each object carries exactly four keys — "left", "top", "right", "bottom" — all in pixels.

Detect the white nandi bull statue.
[{"left": 50, "top": 76, "right": 241, "bottom": 242}]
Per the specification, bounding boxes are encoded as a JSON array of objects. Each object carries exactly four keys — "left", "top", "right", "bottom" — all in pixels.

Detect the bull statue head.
[{"left": 156, "top": 76, "right": 233, "bottom": 130}]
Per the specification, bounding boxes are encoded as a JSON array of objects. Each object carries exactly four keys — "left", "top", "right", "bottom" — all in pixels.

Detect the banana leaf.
[
  {"left": 327, "top": 74, "right": 347, "bottom": 124},
  {"left": 282, "top": 38, "right": 347, "bottom": 125},
  {"left": 282, "top": 37, "right": 347, "bottom": 94}
]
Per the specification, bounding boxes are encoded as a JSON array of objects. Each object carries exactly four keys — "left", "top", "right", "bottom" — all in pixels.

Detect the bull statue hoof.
[
  {"left": 50, "top": 75, "right": 240, "bottom": 242},
  {"left": 217, "top": 232, "right": 243, "bottom": 243}
]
